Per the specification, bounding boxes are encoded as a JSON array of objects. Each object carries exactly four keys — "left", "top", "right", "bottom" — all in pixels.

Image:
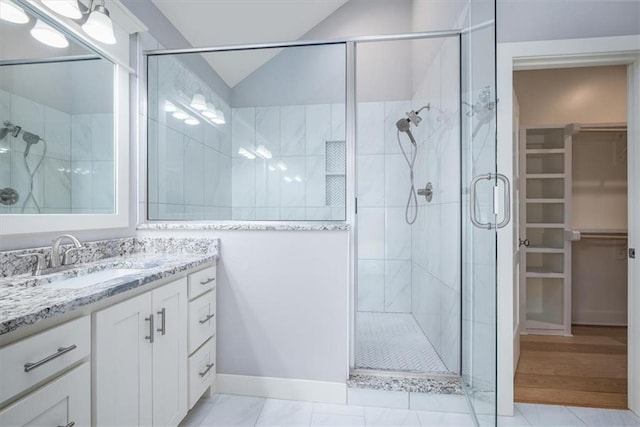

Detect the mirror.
[{"left": 0, "top": 0, "right": 115, "bottom": 216}]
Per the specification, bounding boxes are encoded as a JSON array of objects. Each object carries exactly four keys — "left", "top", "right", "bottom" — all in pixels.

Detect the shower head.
[
  {"left": 23, "top": 131, "right": 41, "bottom": 145},
  {"left": 396, "top": 104, "right": 430, "bottom": 146},
  {"left": 22, "top": 132, "right": 41, "bottom": 156}
]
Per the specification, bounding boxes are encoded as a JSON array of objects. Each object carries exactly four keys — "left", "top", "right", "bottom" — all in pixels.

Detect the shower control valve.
[{"left": 417, "top": 182, "right": 433, "bottom": 203}]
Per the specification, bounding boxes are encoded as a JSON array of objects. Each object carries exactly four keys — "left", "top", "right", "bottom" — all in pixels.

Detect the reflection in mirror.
[
  {"left": 147, "top": 43, "right": 347, "bottom": 222},
  {"left": 0, "top": 0, "right": 114, "bottom": 215}
]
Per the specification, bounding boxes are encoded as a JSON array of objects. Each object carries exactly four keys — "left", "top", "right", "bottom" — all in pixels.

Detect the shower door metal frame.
[{"left": 142, "top": 29, "right": 499, "bottom": 426}]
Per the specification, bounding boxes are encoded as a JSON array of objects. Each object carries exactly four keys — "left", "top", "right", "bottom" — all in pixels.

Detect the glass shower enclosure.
[{"left": 145, "top": 3, "right": 500, "bottom": 423}]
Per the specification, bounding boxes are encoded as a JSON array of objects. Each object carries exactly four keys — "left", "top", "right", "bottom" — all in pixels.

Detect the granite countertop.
[
  {"left": 0, "top": 238, "right": 219, "bottom": 336},
  {"left": 137, "top": 222, "right": 351, "bottom": 231}
]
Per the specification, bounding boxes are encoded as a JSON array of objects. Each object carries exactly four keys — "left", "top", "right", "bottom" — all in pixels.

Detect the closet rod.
[
  {"left": 578, "top": 128, "right": 627, "bottom": 133},
  {"left": 580, "top": 233, "right": 627, "bottom": 240}
]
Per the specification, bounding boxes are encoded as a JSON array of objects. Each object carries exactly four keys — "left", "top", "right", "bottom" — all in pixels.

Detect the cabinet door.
[
  {"left": 0, "top": 363, "right": 90, "bottom": 427},
  {"left": 94, "top": 292, "right": 153, "bottom": 426},
  {"left": 152, "top": 278, "right": 188, "bottom": 426}
]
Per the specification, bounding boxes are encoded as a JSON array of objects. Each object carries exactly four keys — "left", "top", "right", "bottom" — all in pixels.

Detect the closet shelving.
[{"left": 521, "top": 126, "right": 572, "bottom": 336}]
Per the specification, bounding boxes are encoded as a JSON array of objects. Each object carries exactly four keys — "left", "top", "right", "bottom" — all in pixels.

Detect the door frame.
[{"left": 496, "top": 35, "right": 640, "bottom": 416}]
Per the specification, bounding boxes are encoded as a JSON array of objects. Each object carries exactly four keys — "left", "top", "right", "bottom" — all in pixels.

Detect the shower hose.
[
  {"left": 21, "top": 139, "right": 47, "bottom": 214},
  {"left": 397, "top": 129, "right": 418, "bottom": 225}
]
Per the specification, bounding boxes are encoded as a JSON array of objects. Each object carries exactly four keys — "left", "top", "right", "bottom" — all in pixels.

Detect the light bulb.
[
  {"left": 284, "top": 176, "right": 293, "bottom": 183},
  {"left": 185, "top": 117, "right": 200, "bottom": 126},
  {"left": 42, "top": 0, "right": 81, "bottom": 19},
  {"left": 190, "top": 93, "right": 207, "bottom": 111},
  {"left": 30, "top": 19, "right": 69, "bottom": 48},
  {"left": 0, "top": 0, "right": 29, "bottom": 24},
  {"left": 255, "top": 145, "right": 272, "bottom": 159},
  {"left": 172, "top": 110, "right": 189, "bottom": 120},
  {"left": 82, "top": 4, "right": 116, "bottom": 45},
  {"left": 164, "top": 101, "right": 177, "bottom": 112},
  {"left": 212, "top": 109, "right": 226, "bottom": 125},
  {"left": 238, "top": 147, "right": 256, "bottom": 160}
]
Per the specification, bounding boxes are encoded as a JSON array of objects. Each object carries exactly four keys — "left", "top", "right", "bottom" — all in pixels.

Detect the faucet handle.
[
  {"left": 62, "top": 246, "right": 83, "bottom": 266},
  {"left": 16, "top": 253, "right": 47, "bottom": 276}
]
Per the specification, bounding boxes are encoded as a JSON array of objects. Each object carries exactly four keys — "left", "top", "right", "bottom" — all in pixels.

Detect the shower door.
[{"left": 460, "top": 0, "right": 500, "bottom": 426}]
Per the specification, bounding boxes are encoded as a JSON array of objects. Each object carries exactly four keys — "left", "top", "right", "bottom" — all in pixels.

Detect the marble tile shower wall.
[
  {"left": 0, "top": 89, "right": 113, "bottom": 214},
  {"left": 356, "top": 100, "right": 416, "bottom": 314},
  {"left": 230, "top": 104, "right": 345, "bottom": 221},
  {"left": 147, "top": 56, "right": 232, "bottom": 220},
  {"left": 410, "top": 37, "right": 461, "bottom": 371}
]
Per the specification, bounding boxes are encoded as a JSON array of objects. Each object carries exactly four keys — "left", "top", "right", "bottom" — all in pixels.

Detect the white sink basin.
[{"left": 41, "top": 269, "right": 146, "bottom": 290}]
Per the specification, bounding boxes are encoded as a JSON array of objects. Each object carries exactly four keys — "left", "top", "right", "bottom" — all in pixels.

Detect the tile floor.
[
  {"left": 356, "top": 312, "right": 448, "bottom": 372},
  {"left": 180, "top": 394, "right": 640, "bottom": 426}
]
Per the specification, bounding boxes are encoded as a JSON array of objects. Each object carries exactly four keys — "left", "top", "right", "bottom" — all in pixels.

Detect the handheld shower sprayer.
[
  {"left": 396, "top": 104, "right": 430, "bottom": 146},
  {"left": 395, "top": 104, "right": 430, "bottom": 225},
  {"left": 1, "top": 121, "right": 47, "bottom": 213},
  {"left": 22, "top": 131, "right": 42, "bottom": 156}
]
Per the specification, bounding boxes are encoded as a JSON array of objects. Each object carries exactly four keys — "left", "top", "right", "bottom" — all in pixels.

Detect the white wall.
[
  {"left": 137, "top": 229, "right": 350, "bottom": 384},
  {"left": 497, "top": 0, "right": 640, "bottom": 43},
  {"left": 514, "top": 66, "right": 627, "bottom": 126},
  {"left": 231, "top": 104, "right": 346, "bottom": 221},
  {"left": 514, "top": 66, "right": 628, "bottom": 326}
]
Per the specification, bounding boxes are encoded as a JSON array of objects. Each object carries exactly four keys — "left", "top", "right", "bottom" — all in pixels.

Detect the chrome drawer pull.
[
  {"left": 58, "top": 421, "right": 75, "bottom": 427},
  {"left": 199, "top": 363, "right": 214, "bottom": 377},
  {"left": 157, "top": 308, "right": 166, "bottom": 335},
  {"left": 145, "top": 315, "right": 154, "bottom": 343},
  {"left": 200, "top": 277, "right": 215, "bottom": 285},
  {"left": 24, "top": 345, "right": 77, "bottom": 372},
  {"left": 199, "top": 313, "right": 215, "bottom": 324}
]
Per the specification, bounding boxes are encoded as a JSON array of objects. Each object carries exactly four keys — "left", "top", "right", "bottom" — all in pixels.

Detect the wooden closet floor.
[{"left": 515, "top": 325, "right": 628, "bottom": 409}]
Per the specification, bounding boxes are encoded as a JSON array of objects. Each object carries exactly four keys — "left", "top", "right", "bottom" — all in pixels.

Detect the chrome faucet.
[{"left": 50, "top": 234, "right": 83, "bottom": 268}]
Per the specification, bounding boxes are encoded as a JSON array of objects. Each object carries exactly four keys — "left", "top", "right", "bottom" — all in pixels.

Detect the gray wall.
[
  {"left": 231, "top": 44, "right": 346, "bottom": 107},
  {"left": 497, "top": 0, "right": 640, "bottom": 43},
  {"left": 120, "top": 0, "right": 231, "bottom": 102},
  {"left": 231, "top": 0, "right": 414, "bottom": 106}
]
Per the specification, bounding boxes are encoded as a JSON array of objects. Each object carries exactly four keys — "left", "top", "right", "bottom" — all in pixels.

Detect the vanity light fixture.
[
  {"left": 255, "top": 145, "right": 272, "bottom": 159},
  {"left": 202, "top": 109, "right": 216, "bottom": 119},
  {"left": 211, "top": 108, "right": 226, "bottom": 125},
  {"left": 190, "top": 94, "right": 207, "bottom": 111},
  {"left": 41, "top": 0, "right": 81, "bottom": 19},
  {"left": 40, "top": 0, "right": 116, "bottom": 45},
  {"left": 164, "top": 101, "right": 177, "bottom": 112},
  {"left": 82, "top": 0, "right": 116, "bottom": 45},
  {"left": 30, "top": 19, "right": 69, "bottom": 48},
  {"left": 0, "top": 0, "right": 29, "bottom": 24},
  {"left": 184, "top": 117, "right": 200, "bottom": 126},
  {"left": 172, "top": 110, "right": 189, "bottom": 120},
  {"left": 238, "top": 147, "right": 256, "bottom": 160}
]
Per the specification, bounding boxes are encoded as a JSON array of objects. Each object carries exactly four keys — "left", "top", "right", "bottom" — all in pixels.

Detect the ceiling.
[{"left": 151, "top": 0, "right": 348, "bottom": 87}]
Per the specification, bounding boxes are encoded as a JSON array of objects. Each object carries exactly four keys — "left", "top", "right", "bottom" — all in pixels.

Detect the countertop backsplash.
[{"left": 0, "top": 237, "right": 220, "bottom": 278}]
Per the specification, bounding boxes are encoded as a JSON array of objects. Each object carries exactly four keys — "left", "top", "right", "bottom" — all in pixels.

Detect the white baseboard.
[
  {"left": 216, "top": 374, "right": 347, "bottom": 404},
  {"left": 572, "top": 310, "right": 627, "bottom": 326}
]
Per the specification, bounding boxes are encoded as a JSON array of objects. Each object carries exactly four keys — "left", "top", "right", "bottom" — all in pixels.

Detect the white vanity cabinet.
[
  {"left": 0, "top": 316, "right": 91, "bottom": 427},
  {"left": 186, "top": 266, "right": 217, "bottom": 408},
  {"left": 0, "top": 363, "right": 91, "bottom": 427},
  {"left": 94, "top": 277, "right": 188, "bottom": 426}
]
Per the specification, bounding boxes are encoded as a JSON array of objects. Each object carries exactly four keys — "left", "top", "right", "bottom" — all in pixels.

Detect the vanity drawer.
[
  {"left": 188, "top": 338, "right": 215, "bottom": 409},
  {"left": 188, "top": 265, "right": 216, "bottom": 300},
  {"left": 188, "top": 291, "right": 216, "bottom": 354},
  {"left": 0, "top": 316, "right": 90, "bottom": 404},
  {"left": 0, "top": 362, "right": 90, "bottom": 427}
]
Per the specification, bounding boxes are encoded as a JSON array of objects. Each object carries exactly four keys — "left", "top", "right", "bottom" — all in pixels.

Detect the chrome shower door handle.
[
  {"left": 495, "top": 173, "right": 511, "bottom": 229},
  {"left": 470, "top": 173, "right": 493, "bottom": 230},
  {"left": 469, "top": 173, "right": 512, "bottom": 230}
]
